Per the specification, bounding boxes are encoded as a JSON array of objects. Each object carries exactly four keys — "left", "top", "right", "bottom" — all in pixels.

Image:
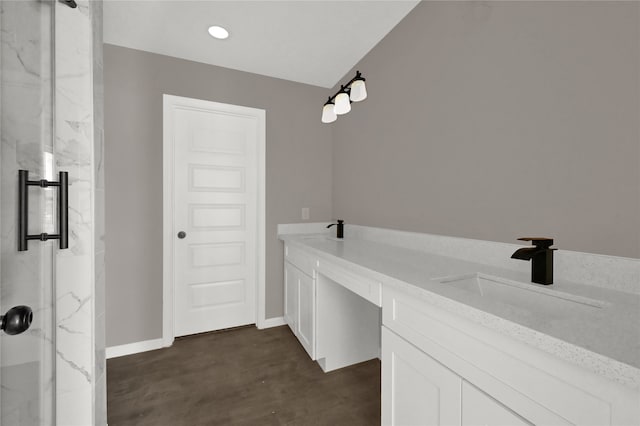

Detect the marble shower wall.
[
  {"left": 0, "top": 1, "right": 56, "bottom": 424},
  {"left": 54, "top": 0, "right": 104, "bottom": 424},
  {"left": 0, "top": 1, "right": 103, "bottom": 423}
]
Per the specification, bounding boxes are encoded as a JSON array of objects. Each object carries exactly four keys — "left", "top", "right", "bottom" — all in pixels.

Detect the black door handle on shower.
[{"left": 18, "top": 170, "right": 69, "bottom": 251}]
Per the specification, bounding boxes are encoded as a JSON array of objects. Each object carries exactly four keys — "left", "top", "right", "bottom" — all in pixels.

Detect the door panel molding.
[{"left": 163, "top": 94, "right": 266, "bottom": 347}]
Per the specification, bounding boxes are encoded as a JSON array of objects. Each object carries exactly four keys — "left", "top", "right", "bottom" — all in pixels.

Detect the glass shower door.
[{"left": 0, "top": 0, "right": 56, "bottom": 424}]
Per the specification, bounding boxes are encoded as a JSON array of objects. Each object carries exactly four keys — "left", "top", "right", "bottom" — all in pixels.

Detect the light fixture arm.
[{"left": 323, "top": 71, "right": 365, "bottom": 106}]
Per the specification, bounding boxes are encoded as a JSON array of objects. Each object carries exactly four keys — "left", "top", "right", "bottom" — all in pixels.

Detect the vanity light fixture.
[
  {"left": 321, "top": 71, "right": 367, "bottom": 123},
  {"left": 208, "top": 25, "right": 229, "bottom": 40}
]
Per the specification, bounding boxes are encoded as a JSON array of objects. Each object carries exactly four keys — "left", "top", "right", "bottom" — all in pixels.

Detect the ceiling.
[{"left": 103, "top": 1, "right": 420, "bottom": 88}]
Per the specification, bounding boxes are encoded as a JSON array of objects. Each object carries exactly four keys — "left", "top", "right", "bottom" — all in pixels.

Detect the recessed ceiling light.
[{"left": 208, "top": 25, "right": 229, "bottom": 40}]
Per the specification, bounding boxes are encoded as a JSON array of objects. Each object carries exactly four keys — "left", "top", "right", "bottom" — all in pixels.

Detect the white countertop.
[{"left": 281, "top": 233, "right": 640, "bottom": 390}]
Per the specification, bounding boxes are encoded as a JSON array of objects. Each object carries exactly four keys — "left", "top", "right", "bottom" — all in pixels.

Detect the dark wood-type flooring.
[{"left": 107, "top": 325, "right": 380, "bottom": 426}]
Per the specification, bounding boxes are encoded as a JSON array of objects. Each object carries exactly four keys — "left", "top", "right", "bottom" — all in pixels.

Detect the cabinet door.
[
  {"left": 297, "top": 271, "right": 315, "bottom": 359},
  {"left": 284, "top": 261, "right": 298, "bottom": 334},
  {"left": 462, "top": 381, "right": 532, "bottom": 426},
  {"left": 382, "top": 327, "right": 461, "bottom": 426}
]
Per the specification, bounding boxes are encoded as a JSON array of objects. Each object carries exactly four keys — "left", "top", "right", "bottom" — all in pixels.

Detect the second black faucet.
[{"left": 327, "top": 220, "right": 344, "bottom": 239}]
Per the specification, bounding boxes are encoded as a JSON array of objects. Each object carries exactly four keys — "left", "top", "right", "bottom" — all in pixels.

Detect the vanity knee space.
[{"left": 283, "top": 242, "right": 381, "bottom": 371}]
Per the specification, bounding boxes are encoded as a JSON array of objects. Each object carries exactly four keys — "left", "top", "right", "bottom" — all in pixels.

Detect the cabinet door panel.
[
  {"left": 297, "top": 271, "right": 315, "bottom": 359},
  {"left": 462, "top": 381, "right": 532, "bottom": 426},
  {"left": 383, "top": 327, "right": 461, "bottom": 426},
  {"left": 284, "top": 261, "right": 298, "bottom": 333}
]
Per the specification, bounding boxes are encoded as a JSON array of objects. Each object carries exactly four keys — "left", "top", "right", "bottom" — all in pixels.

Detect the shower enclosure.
[
  {"left": 0, "top": 0, "right": 105, "bottom": 424},
  {"left": 1, "top": 1, "right": 56, "bottom": 422}
]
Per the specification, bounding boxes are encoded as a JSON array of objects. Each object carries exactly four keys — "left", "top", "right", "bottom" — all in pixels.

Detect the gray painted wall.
[
  {"left": 105, "top": 45, "right": 332, "bottom": 346},
  {"left": 332, "top": 1, "right": 640, "bottom": 258},
  {"left": 106, "top": 1, "right": 639, "bottom": 347}
]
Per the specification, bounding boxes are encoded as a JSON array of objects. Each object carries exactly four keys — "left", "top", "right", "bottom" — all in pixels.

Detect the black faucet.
[
  {"left": 510, "top": 237, "right": 557, "bottom": 285},
  {"left": 327, "top": 220, "right": 344, "bottom": 239}
]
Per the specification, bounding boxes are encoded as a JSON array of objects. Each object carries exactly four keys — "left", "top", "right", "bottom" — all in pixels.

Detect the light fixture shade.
[
  {"left": 334, "top": 92, "right": 351, "bottom": 115},
  {"left": 350, "top": 79, "right": 367, "bottom": 102},
  {"left": 321, "top": 103, "right": 337, "bottom": 123}
]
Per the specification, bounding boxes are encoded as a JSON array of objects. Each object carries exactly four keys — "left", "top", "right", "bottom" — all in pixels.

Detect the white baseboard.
[
  {"left": 106, "top": 338, "right": 166, "bottom": 359},
  {"left": 108, "top": 319, "right": 285, "bottom": 358},
  {"left": 258, "top": 316, "right": 286, "bottom": 329}
]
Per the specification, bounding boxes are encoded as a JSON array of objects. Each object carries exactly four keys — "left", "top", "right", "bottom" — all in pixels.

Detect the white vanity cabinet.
[
  {"left": 283, "top": 243, "right": 316, "bottom": 359},
  {"left": 382, "top": 285, "right": 640, "bottom": 426},
  {"left": 383, "top": 325, "right": 540, "bottom": 426},
  {"left": 280, "top": 234, "right": 639, "bottom": 426}
]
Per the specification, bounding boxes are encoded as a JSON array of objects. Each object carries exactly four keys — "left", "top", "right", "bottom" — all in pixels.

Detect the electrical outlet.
[{"left": 301, "top": 207, "right": 310, "bottom": 220}]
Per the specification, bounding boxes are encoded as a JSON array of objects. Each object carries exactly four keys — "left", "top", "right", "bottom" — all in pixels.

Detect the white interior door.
[{"left": 167, "top": 96, "right": 264, "bottom": 337}]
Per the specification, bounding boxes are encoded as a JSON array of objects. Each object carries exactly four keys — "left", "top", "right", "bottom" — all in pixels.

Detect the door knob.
[
  {"left": 1, "top": 305, "right": 33, "bottom": 335},
  {"left": 177, "top": 231, "right": 186, "bottom": 239}
]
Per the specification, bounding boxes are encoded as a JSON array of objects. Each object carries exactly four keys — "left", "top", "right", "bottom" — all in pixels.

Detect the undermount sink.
[{"left": 434, "top": 272, "right": 607, "bottom": 314}]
